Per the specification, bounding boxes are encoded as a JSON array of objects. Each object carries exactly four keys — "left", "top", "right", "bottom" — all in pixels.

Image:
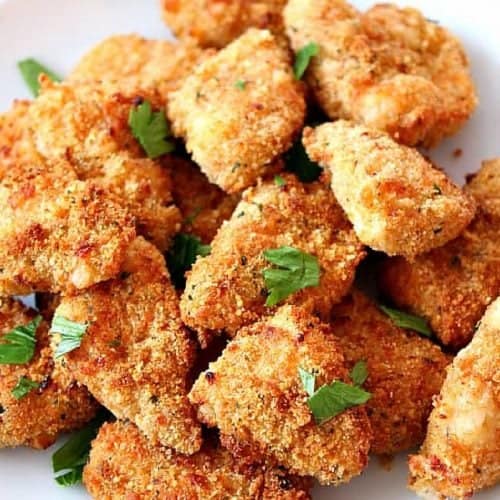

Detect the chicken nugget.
[
  {"left": 284, "top": 0, "right": 477, "bottom": 147},
  {"left": 331, "top": 290, "right": 450, "bottom": 455},
  {"left": 180, "top": 174, "right": 365, "bottom": 346},
  {"left": 189, "top": 306, "right": 372, "bottom": 484},
  {"left": 168, "top": 29, "right": 305, "bottom": 193},
  {"left": 0, "top": 298, "right": 98, "bottom": 449},
  {"left": 408, "top": 298, "right": 500, "bottom": 499},
  {"left": 52, "top": 238, "right": 201, "bottom": 454},
  {"left": 379, "top": 159, "right": 500, "bottom": 348},
  {"left": 304, "top": 121, "right": 476, "bottom": 258},
  {"left": 84, "top": 421, "right": 311, "bottom": 499}
]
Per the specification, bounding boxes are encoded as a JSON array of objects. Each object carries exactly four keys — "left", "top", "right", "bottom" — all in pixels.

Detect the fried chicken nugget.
[
  {"left": 161, "top": 0, "right": 287, "bottom": 48},
  {"left": 168, "top": 29, "right": 306, "bottom": 193},
  {"left": 331, "top": 290, "right": 450, "bottom": 455},
  {"left": 180, "top": 174, "right": 365, "bottom": 346},
  {"left": 284, "top": 0, "right": 477, "bottom": 147},
  {"left": 379, "top": 159, "right": 500, "bottom": 348},
  {"left": 408, "top": 298, "right": 500, "bottom": 499},
  {"left": 0, "top": 298, "right": 98, "bottom": 449},
  {"left": 303, "top": 121, "right": 476, "bottom": 258},
  {"left": 0, "top": 161, "right": 135, "bottom": 295},
  {"left": 84, "top": 421, "right": 311, "bottom": 499},
  {"left": 189, "top": 306, "right": 372, "bottom": 484},
  {"left": 52, "top": 238, "right": 202, "bottom": 454}
]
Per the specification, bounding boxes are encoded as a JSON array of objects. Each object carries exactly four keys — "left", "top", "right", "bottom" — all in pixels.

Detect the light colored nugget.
[
  {"left": 304, "top": 121, "right": 476, "bottom": 258},
  {"left": 53, "top": 238, "right": 202, "bottom": 454},
  {"left": 168, "top": 29, "right": 305, "bottom": 193},
  {"left": 189, "top": 306, "right": 372, "bottom": 484},
  {"left": 0, "top": 298, "right": 98, "bottom": 449},
  {"left": 284, "top": 0, "right": 477, "bottom": 147},
  {"left": 379, "top": 159, "right": 500, "bottom": 348},
  {"left": 181, "top": 174, "right": 365, "bottom": 346},
  {"left": 84, "top": 421, "right": 311, "bottom": 500},
  {"left": 331, "top": 290, "right": 450, "bottom": 455},
  {"left": 161, "top": 0, "right": 287, "bottom": 48},
  {"left": 408, "top": 298, "right": 500, "bottom": 499},
  {"left": 0, "top": 161, "right": 135, "bottom": 295}
]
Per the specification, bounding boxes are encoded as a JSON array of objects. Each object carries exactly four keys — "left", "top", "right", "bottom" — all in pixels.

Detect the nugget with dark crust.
[
  {"left": 0, "top": 298, "right": 98, "bottom": 449},
  {"left": 168, "top": 29, "right": 305, "bottom": 193},
  {"left": 304, "top": 121, "right": 476, "bottom": 258},
  {"left": 189, "top": 306, "right": 372, "bottom": 485},
  {"left": 379, "top": 159, "right": 500, "bottom": 348},
  {"left": 331, "top": 290, "right": 450, "bottom": 455},
  {"left": 181, "top": 174, "right": 365, "bottom": 346},
  {"left": 84, "top": 421, "right": 311, "bottom": 499},
  {"left": 408, "top": 298, "right": 500, "bottom": 499},
  {"left": 284, "top": 0, "right": 477, "bottom": 147},
  {"left": 53, "top": 238, "right": 201, "bottom": 454}
]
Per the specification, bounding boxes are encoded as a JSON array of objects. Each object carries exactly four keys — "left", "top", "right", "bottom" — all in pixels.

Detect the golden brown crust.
[
  {"left": 0, "top": 298, "right": 98, "bottom": 449},
  {"left": 53, "top": 238, "right": 201, "bottom": 454},
  {"left": 189, "top": 306, "right": 372, "bottom": 485},
  {"left": 180, "top": 174, "right": 365, "bottom": 346},
  {"left": 331, "top": 290, "right": 450, "bottom": 455},
  {"left": 284, "top": 0, "right": 477, "bottom": 147},
  {"left": 408, "top": 298, "right": 500, "bottom": 499},
  {"left": 303, "top": 121, "right": 476, "bottom": 258},
  {"left": 168, "top": 29, "right": 305, "bottom": 193}
]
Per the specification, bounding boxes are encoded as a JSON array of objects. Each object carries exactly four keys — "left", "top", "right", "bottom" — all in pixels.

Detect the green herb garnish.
[
  {"left": 0, "top": 315, "right": 41, "bottom": 365},
  {"left": 293, "top": 42, "right": 319, "bottom": 80},
  {"left": 350, "top": 360, "right": 368, "bottom": 386},
  {"left": 51, "top": 316, "right": 88, "bottom": 357},
  {"left": 11, "top": 376, "right": 39, "bottom": 400},
  {"left": 285, "top": 140, "right": 322, "bottom": 182},
  {"left": 17, "top": 58, "right": 61, "bottom": 96},
  {"left": 380, "top": 305, "right": 432, "bottom": 337},
  {"left": 274, "top": 175, "right": 286, "bottom": 187},
  {"left": 234, "top": 79, "right": 246, "bottom": 90}
]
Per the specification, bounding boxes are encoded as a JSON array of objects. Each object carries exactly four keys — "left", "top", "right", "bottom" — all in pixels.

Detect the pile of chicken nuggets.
[{"left": 0, "top": 1, "right": 498, "bottom": 499}]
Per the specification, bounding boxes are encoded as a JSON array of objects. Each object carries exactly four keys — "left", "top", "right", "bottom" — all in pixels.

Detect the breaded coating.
[
  {"left": 84, "top": 421, "right": 311, "bottom": 500},
  {"left": 0, "top": 161, "right": 135, "bottom": 295},
  {"left": 168, "top": 29, "right": 305, "bottom": 193},
  {"left": 161, "top": 0, "right": 287, "bottom": 48},
  {"left": 331, "top": 290, "right": 450, "bottom": 455},
  {"left": 53, "top": 238, "right": 201, "bottom": 454},
  {"left": 181, "top": 174, "right": 365, "bottom": 346},
  {"left": 304, "top": 121, "right": 476, "bottom": 258},
  {"left": 189, "top": 306, "right": 372, "bottom": 484},
  {"left": 284, "top": 0, "right": 477, "bottom": 147},
  {"left": 379, "top": 159, "right": 500, "bottom": 348},
  {"left": 0, "top": 298, "right": 98, "bottom": 449},
  {"left": 167, "top": 156, "right": 239, "bottom": 243},
  {"left": 408, "top": 298, "right": 500, "bottom": 499},
  {"left": 69, "top": 34, "right": 207, "bottom": 98}
]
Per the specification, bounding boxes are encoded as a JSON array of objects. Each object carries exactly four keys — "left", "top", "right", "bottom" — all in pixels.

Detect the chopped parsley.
[
  {"left": 274, "top": 175, "right": 286, "bottom": 187},
  {"left": 234, "top": 79, "right": 246, "bottom": 90},
  {"left": 17, "top": 58, "right": 61, "bottom": 96},
  {"left": 11, "top": 376, "right": 39, "bottom": 400},
  {"left": 432, "top": 184, "right": 442, "bottom": 195},
  {"left": 380, "top": 305, "right": 432, "bottom": 337},
  {"left": 262, "top": 247, "right": 320, "bottom": 306},
  {"left": 285, "top": 140, "right": 322, "bottom": 182},
  {"left": 298, "top": 367, "right": 316, "bottom": 397},
  {"left": 128, "top": 100, "right": 175, "bottom": 158},
  {"left": 350, "top": 360, "right": 368, "bottom": 386},
  {"left": 51, "top": 316, "right": 88, "bottom": 358},
  {"left": 293, "top": 42, "right": 319, "bottom": 80},
  {"left": 0, "top": 315, "right": 41, "bottom": 365}
]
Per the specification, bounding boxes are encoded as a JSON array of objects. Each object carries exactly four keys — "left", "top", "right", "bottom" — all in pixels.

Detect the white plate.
[{"left": 0, "top": 0, "right": 498, "bottom": 499}]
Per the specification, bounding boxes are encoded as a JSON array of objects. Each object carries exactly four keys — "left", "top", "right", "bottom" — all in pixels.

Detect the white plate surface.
[{"left": 0, "top": 0, "right": 498, "bottom": 499}]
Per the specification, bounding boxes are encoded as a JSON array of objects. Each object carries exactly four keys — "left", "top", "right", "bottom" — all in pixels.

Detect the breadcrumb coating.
[
  {"left": 379, "top": 159, "right": 500, "bottom": 348},
  {"left": 408, "top": 298, "right": 500, "bottom": 499},
  {"left": 331, "top": 290, "right": 450, "bottom": 455},
  {"left": 189, "top": 306, "right": 372, "bottom": 484},
  {"left": 52, "top": 238, "right": 201, "bottom": 454},
  {"left": 284, "top": 0, "right": 477, "bottom": 147},
  {"left": 160, "top": 0, "right": 287, "bottom": 48},
  {"left": 168, "top": 29, "right": 305, "bottom": 193},
  {"left": 180, "top": 174, "right": 365, "bottom": 346},
  {"left": 303, "top": 121, "right": 476, "bottom": 258},
  {"left": 0, "top": 298, "right": 98, "bottom": 449}
]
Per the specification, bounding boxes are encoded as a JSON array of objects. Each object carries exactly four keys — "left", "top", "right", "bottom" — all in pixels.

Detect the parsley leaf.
[
  {"left": 167, "top": 233, "right": 211, "bottom": 288},
  {"left": 350, "top": 360, "right": 368, "bottom": 386},
  {"left": 380, "top": 305, "right": 432, "bottom": 337},
  {"left": 285, "top": 140, "right": 322, "bottom": 183},
  {"left": 11, "top": 376, "right": 39, "bottom": 400},
  {"left": 274, "top": 175, "right": 286, "bottom": 187},
  {"left": 234, "top": 79, "right": 246, "bottom": 90},
  {"left": 293, "top": 42, "right": 319, "bottom": 80},
  {"left": 17, "top": 58, "right": 61, "bottom": 96},
  {"left": 128, "top": 100, "right": 175, "bottom": 158},
  {"left": 298, "top": 367, "right": 316, "bottom": 397},
  {"left": 0, "top": 315, "right": 41, "bottom": 365},
  {"left": 263, "top": 247, "right": 320, "bottom": 306},
  {"left": 51, "top": 316, "right": 88, "bottom": 358}
]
